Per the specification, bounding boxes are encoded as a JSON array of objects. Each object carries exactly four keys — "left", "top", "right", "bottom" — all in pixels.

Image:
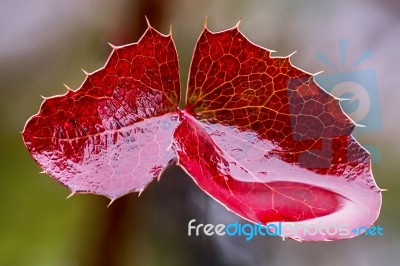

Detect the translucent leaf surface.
[{"left": 23, "top": 27, "right": 180, "bottom": 199}]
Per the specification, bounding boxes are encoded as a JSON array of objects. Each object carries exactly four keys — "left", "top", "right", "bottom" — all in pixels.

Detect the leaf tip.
[
  {"left": 39, "top": 95, "right": 47, "bottom": 100},
  {"left": 337, "top": 97, "right": 352, "bottom": 101},
  {"left": 380, "top": 188, "right": 388, "bottom": 192},
  {"left": 204, "top": 16, "right": 208, "bottom": 29},
  {"left": 81, "top": 68, "right": 90, "bottom": 76},
  {"left": 63, "top": 83, "right": 73, "bottom": 92},
  {"left": 66, "top": 192, "right": 76, "bottom": 199},
  {"left": 234, "top": 17, "right": 242, "bottom": 29},
  {"left": 39, "top": 170, "right": 46, "bottom": 174},
  {"left": 288, "top": 50, "right": 297, "bottom": 58},
  {"left": 313, "top": 70, "right": 324, "bottom": 76},
  {"left": 107, "top": 42, "right": 118, "bottom": 50},
  {"left": 107, "top": 198, "right": 116, "bottom": 207},
  {"left": 145, "top": 15, "right": 151, "bottom": 28},
  {"left": 169, "top": 24, "right": 173, "bottom": 36},
  {"left": 138, "top": 188, "right": 144, "bottom": 197}
]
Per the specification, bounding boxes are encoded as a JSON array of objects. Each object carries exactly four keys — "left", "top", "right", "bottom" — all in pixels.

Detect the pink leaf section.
[
  {"left": 22, "top": 27, "right": 181, "bottom": 200},
  {"left": 173, "top": 26, "right": 381, "bottom": 240}
]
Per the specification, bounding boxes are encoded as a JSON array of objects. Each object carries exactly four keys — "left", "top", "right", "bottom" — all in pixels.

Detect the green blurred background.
[{"left": 0, "top": 0, "right": 399, "bottom": 265}]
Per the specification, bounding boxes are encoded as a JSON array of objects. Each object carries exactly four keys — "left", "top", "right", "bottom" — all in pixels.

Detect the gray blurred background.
[{"left": 0, "top": 0, "right": 399, "bottom": 265}]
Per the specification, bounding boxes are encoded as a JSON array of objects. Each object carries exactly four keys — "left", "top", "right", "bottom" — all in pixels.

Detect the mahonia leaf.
[
  {"left": 174, "top": 26, "right": 381, "bottom": 241},
  {"left": 22, "top": 21, "right": 381, "bottom": 241},
  {"left": 23, "top": 27, "right": 181, "bottom": 199}
]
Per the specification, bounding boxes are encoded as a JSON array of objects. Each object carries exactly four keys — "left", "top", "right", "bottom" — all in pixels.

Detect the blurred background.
[{"left": 0, "top": 0, "right": 399, "bottom": 265}]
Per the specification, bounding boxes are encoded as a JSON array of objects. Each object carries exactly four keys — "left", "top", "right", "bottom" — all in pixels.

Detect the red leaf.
[
  {"left": 22, "top": 22, "right": 381, "bottom": 241},
  {"left": 174, "top": 26, "right": 381, "bottom": 240},
  {"left": 23, "top": 28, "right": 181, "bottom": 199}
]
